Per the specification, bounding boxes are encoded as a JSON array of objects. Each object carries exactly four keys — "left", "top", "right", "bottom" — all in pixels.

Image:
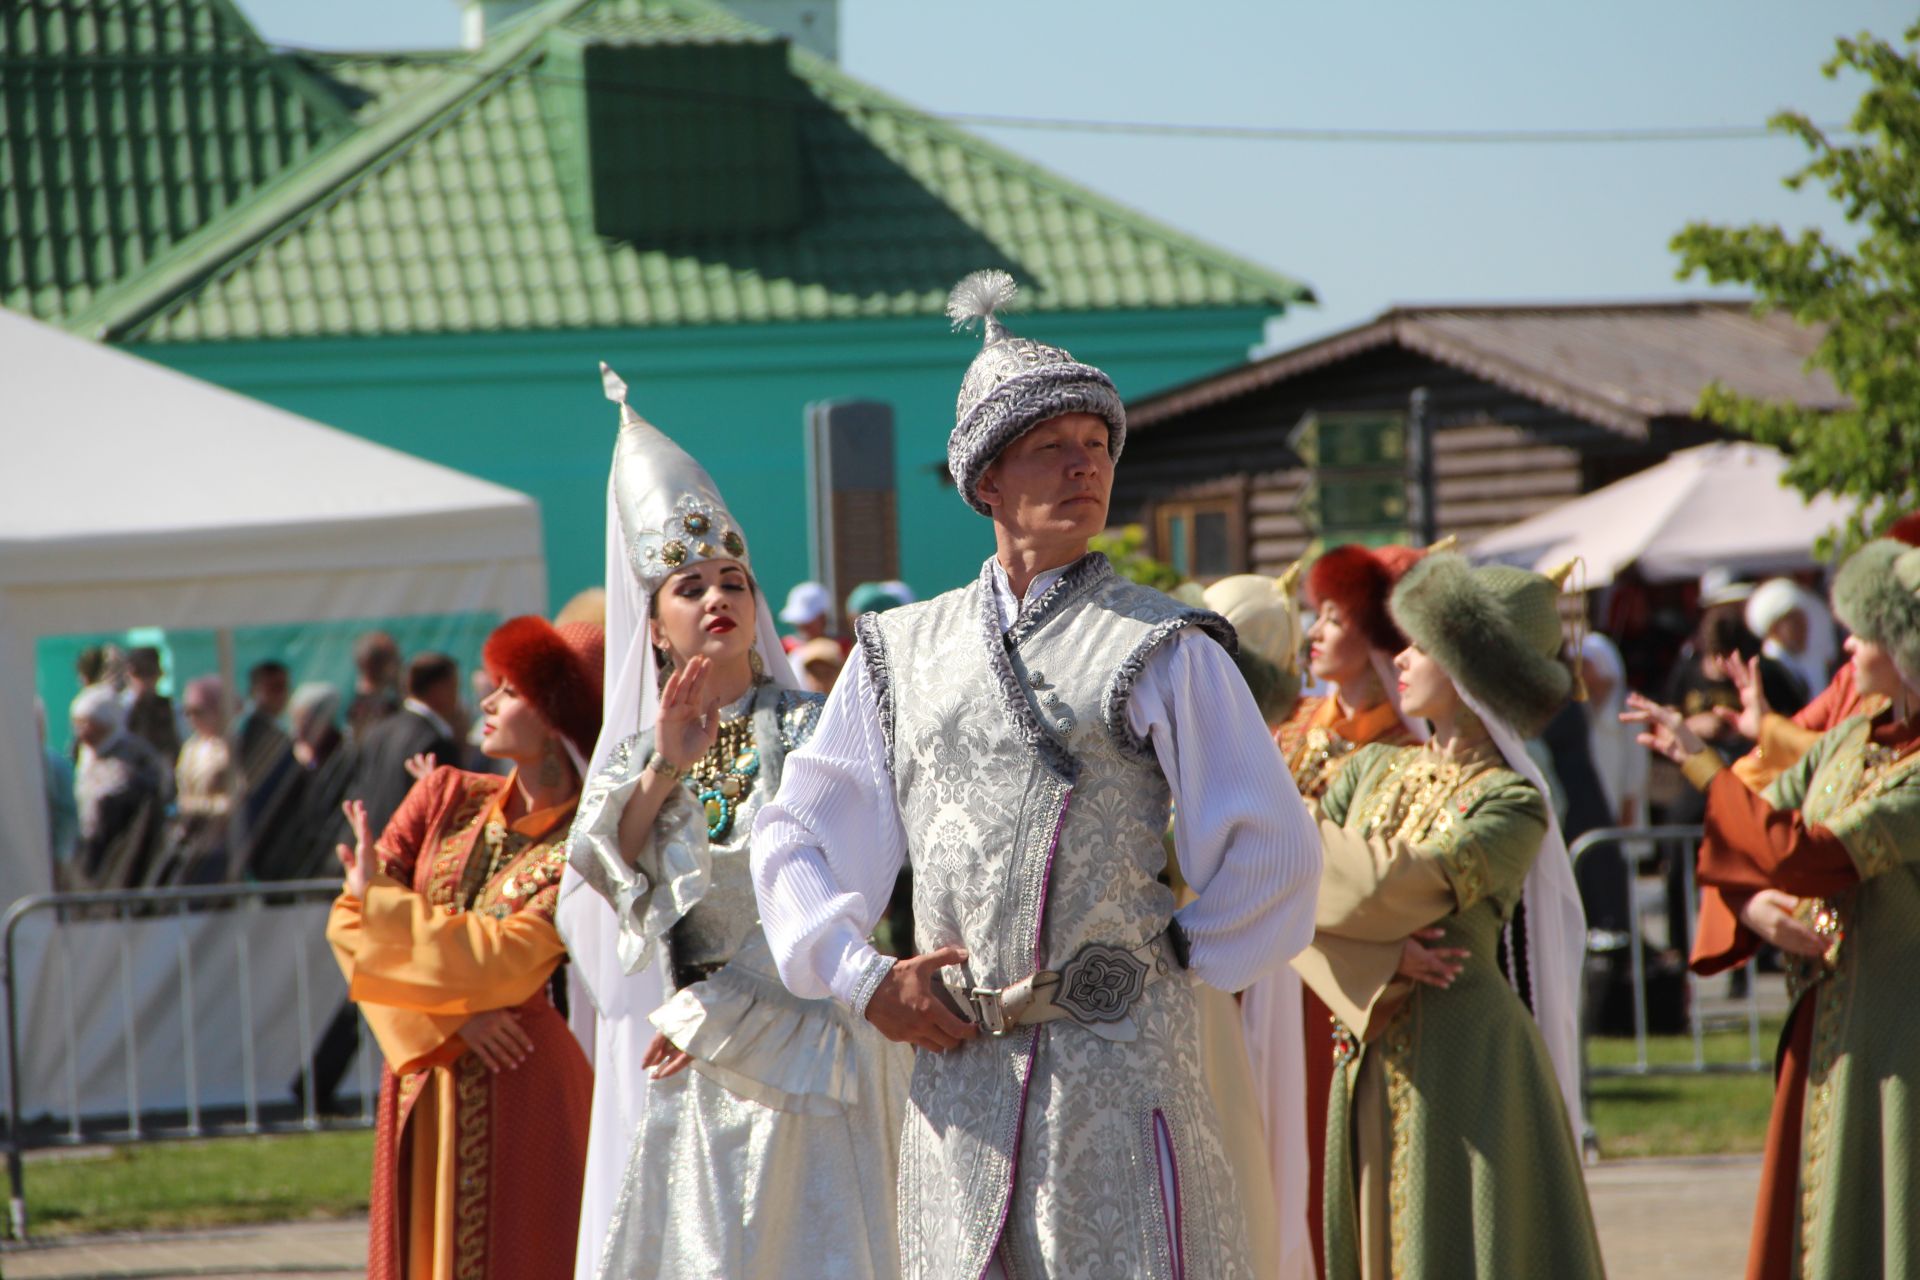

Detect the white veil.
[{"left": 1454, "top": 683, "right": 1588, "bottom": 1140}]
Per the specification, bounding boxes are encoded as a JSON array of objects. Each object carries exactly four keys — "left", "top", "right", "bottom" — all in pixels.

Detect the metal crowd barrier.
[
  {"left": 1570, "top": 824, "right": 1768, "bottom": 1163},
  {"left": 2, "top": 881, "right": 375, "bottom": 1241}
]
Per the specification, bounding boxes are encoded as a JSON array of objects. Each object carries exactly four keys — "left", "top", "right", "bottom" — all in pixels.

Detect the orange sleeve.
[
  {"left": 342, "top": 873, "right": 565, "bottom": 1016},
  {"left": 1730, "top": 714, "right": 1825, "bottom": 792},
  {"left": 1689, "top": 884, "right": 1762, "bottom": 977},
  {"left": 326, "top": 891, "right": 470, "bottom": 1074},
  {"left": 1697, "top": 770, "right": 1860, "bottom": 899}
]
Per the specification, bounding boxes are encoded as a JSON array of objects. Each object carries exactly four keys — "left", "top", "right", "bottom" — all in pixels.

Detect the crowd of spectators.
[{"left": 43, "top": 632, "right": 500, "bottom": 894}]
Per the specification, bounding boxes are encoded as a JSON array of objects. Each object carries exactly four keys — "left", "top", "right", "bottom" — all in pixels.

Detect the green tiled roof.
[
  {"left": 1, "top": 0, "right": 355, "bottom": 322},
  {"left": 40, "top": 0, "right": 1310, "bottom": 341}
]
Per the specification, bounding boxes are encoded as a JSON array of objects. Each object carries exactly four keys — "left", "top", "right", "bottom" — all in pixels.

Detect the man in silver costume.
[{"left": 752, "top": 272, "right": 1323, "bottom": 1279}]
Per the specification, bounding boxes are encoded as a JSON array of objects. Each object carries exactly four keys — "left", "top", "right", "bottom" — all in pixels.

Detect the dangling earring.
[
  {"left": 537, "top": 737, "right": 566, "bottom": 788},
  {"left": 749, "top": 648, "right": 766, "bottom": 683}
]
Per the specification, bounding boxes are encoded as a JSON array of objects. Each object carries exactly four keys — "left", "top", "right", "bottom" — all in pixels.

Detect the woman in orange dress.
[{"left": 327, "top": 616, "right": 602, "bottom": 1280}]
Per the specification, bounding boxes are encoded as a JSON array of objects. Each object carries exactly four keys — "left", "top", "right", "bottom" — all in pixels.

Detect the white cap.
[
  {"left": 779, "top": 581, "right": 833, "bottom": 626},
  {"left": 1698, "top": 567, "right": 1753, "bottom": 610},
  {"left": 1745, "top": 578, "right": 1805, "bottom": 638}
]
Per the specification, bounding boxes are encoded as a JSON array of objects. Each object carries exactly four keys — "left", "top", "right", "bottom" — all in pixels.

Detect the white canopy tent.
[
  {"left": 1471, "top": 442, "right": 1856, "bottom": 588},
  {"left": 0, "top": 307, "right": 546, "bottom": 1121}
]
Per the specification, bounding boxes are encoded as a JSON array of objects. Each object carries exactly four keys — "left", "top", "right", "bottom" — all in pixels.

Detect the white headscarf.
[{"left": 1456, "top": 682, "right": 1588, "bottom": 1140}]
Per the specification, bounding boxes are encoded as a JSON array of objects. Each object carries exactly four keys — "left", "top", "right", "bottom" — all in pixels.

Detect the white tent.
[
  {"left": 1, "top": 308, "right": 545, "bottom": 1124},
  {"left": 1471, "top": 442, "right": 1855, "bottom": 588},
  {"left": 1, "top": 306, "right": 547, "bottom": 904}
]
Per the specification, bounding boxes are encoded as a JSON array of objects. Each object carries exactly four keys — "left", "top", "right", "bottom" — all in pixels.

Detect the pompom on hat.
[
  {"left": 1388, "top": 553, "right": 1575, "bottom": 736},
  {"left": 944, "top": 270, "right": 1126, "bottom": 516},
  {"left": 1830, "top": 538, "right": 1920, "bottom": 689},
  {"left": 482, "top": 616, "right": 605, "bottom": 761}
]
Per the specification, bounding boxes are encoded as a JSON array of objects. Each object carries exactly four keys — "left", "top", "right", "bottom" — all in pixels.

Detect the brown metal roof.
[{"left": 1128, "top": 300, "right": 1845, "bottom": 437}]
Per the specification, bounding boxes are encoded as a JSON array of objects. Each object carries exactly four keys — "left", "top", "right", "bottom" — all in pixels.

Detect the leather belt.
[{"left": 944, "top": 932, "right": 1185, "bottom": 1037}]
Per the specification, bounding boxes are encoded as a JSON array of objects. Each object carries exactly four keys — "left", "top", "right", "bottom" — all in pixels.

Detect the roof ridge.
[{"left": 66, "top": 0, "right": 598, "bottom": 341}]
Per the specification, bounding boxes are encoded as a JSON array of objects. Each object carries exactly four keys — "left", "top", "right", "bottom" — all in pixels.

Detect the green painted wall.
[{"left": 133, "top": 308, "right": 1270, "bottom": 611}]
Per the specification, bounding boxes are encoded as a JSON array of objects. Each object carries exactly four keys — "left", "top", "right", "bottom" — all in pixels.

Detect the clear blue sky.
[{"left": 237, "top": 0, "right": 1910, "bottom": 349}]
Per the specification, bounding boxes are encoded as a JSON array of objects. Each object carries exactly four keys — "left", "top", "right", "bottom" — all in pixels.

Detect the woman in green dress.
[
  {"left": 1290, "top": 553, "right": 1604, "bottom": 1280},
  {"left": 1628, "top": 537, "right": 1920, "bottom": 1280}
]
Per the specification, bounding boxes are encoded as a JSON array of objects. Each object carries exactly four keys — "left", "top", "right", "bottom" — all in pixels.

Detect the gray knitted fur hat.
[
  {"left": 945, "top": 270, "right": 1126, "bottom": 516},
  {"left": 1830, "top": 538, "right": 1920, "bottom": 688}
]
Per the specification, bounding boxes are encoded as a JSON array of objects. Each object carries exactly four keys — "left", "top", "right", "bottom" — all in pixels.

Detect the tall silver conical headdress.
[
  {"left": 603, "top": 362, "right": 749, "bottom": 595},
  {"left": 943, "top": 269, "right": 1126, "bottom": 517}
]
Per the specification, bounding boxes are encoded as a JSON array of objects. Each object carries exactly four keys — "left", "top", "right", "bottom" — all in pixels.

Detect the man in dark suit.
[
  {"left": 349, "top": 652, "right": 463, "bottom": 836},
  {"left": 297, "top": 652, "right": 462, "bottom": 1113}
]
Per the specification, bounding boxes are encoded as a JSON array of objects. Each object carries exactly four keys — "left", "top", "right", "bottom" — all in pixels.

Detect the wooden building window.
[
  {"left": 1155, "top": 497, "right": 1242, "bottom": 581},
  {"left": 1295, "top": 411, "right": 1408, "bottom": 548}
]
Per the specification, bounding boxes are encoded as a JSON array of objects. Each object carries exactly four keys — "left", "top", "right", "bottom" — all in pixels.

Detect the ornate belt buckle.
[
  {"left": 970, "top": 987, "right": 1010, "bottom": 1036},
  {"left": 1055, "top": 942, "right": 1149, "bottom": 1025}
]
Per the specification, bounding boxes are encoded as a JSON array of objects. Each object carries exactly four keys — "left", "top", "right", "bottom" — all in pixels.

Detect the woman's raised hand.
[
  {"left": 1716, "top": 654, "right": 1769, "bottom": 742},
  {"left": 654, "top": 654, "right": 722, "bottom": 770},
  {"left": 1621, "top": 693, "right": 1708, "bottom": 764},
  {"left": 336, "top": 798, "right": 376, "bottom": 899}
]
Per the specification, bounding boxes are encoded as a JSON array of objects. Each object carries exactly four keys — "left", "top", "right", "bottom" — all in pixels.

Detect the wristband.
[{"left": 646, "top": 751, "right": 684, "bottom": 781}]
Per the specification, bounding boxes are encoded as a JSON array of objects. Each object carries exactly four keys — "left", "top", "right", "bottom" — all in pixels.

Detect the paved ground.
[{"left": 2, "top": 1154, "right": 1760, "bottom": 1279}]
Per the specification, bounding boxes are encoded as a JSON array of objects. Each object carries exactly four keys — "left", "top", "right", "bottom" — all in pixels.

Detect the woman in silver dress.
[{"left": 567, "top": 366, "right": 909, "bottom": 1279}]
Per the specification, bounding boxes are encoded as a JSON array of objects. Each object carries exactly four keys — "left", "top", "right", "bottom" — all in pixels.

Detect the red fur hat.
[
  {"left": 1307, "top": 544, "right": 1426, "bottom": 654},
  {"left": 482, "top": 616, "right": 604, "bottom": 760},
  {"left": 1890, "top": 510, "right": 1920, "bottom": 547}
]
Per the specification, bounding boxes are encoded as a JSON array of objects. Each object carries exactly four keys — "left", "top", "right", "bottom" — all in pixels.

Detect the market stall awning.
[{"left": 1471, "top": 442, "right": 1854, "bottom": 587}]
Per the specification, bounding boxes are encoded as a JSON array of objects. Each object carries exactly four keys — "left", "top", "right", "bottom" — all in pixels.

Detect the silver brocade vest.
[{"left": 858, "top": 555, "right": 1254, "bottom": 1280}]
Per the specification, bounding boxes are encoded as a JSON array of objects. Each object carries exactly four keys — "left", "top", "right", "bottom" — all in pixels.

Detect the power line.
[
  {"left": 937, "top": 114, "right": 1850, "bottom": 146},
  {"left": 11, "top": 1, "right": 1854, "bottom": 148}
]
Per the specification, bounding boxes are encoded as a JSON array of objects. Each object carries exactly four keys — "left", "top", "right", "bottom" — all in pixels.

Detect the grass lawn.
[
  {"left": 1586, "top": 1018, "right": 1782, "bottom": 1159},
  {"left": 17, "top": 1130, "right": 373, "bottom": 1239},
  {"left": 11, "top": 1023, "right": 1785, "bottom": 1238}
]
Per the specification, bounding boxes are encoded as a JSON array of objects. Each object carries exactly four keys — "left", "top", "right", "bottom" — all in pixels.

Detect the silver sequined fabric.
[{"left": 573, "top": 683, "right": 911, "bottom": 1279}]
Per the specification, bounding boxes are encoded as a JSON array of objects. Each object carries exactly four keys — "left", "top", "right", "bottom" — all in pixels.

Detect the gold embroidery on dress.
[
  {"left": 1383, "top": 1000, "right": 1418, "bottom": 1279},
  {"left": 1354, "top": 744, "right": 1508, "bottom": 910},
  {"left": 452, "top": 1053, "right": 490, "bottom": 1280}
]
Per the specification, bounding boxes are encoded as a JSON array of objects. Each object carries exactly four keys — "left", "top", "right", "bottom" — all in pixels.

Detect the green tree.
[
  {"left": 1090, "top": 524, "right": 1182, "bottom": 591},
  {"left": 1671, "top": 24, "right": 1920, "bottom": 553}
]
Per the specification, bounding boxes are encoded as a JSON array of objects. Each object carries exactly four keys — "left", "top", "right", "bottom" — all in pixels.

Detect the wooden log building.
[{"left": 1113, "top": 301, "right": 1843, "bottom": 579}]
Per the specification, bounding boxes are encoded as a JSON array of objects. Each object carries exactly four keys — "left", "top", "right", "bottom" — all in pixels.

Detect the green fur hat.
[
  {"left": 1388, "top": 552, "right": 1573, "bottom": 736},
  {"left": 1831, "top": 539, "right": 1920, "bottom": 688}
]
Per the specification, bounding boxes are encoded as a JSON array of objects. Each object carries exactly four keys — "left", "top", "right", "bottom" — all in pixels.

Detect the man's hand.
[
  {"left": 1397, "top": 926, "right": 1468, "bottom": 989},
  {"left": 642, "top": 1031, "right": 695, "bottom": 1081},
  {"left": 864, "top": 945, "right": 979, "bottom": 1053},
  {"left": 1736, "top": 889, "right": 1826, "bottom": 958},
  {"left": 460, "top": 1010, "right": 533, "bottom": 1072}
]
